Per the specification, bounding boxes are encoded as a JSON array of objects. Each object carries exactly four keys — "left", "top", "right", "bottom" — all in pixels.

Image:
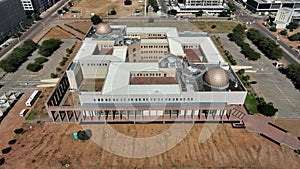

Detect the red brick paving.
[{"left": 130, "top": 77, "right": 177, "bottom": 85}]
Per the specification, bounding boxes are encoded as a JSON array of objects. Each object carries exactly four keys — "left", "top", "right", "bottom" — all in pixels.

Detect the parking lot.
[{"left": 218, "top": 34, "right": 300, "bottom": 119}]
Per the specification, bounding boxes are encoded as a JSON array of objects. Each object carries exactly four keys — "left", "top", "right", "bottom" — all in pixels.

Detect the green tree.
[
  {"left": 57, "top": 9, "right": 63, "bottom": 15},
  {"left": 280, "top": 29, "right": 288, "bottom": 36},
  {"left": 27, "top": 63, "right": 42, "bottom": 72},
  {"left": 38, "top": 39, "right": 62, "bottom": 57},
  {"left": 288, "top": 32, "right": 300, "bottom": 41},
  {"left": 91, "top": 15, "right": 102, "bottom": 25},
  {"left": 34, "top": 57, "right": 48, "bottom": 64},
  {"left": 110, "top": 8, "right": 117, "bottom": 15},
  {"left": 257, "top": 102, "right": 278, "bottom": 116},
  {"left": 269, "top": 27, "right": 277, "bottom": 32},
  {"left": 285, "top": 64, "right": 300, "bottom": 89},
  {"left": 286, "top": 22, "right": 299, "bottom": 30},
  {"left": 124, "top": 0, "right": 132, "bottom": 5}
]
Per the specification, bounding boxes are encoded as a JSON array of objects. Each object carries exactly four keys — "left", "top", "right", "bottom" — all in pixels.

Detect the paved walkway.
[{"left": 242, "top": 113, "right": 300, "bottom": 150}]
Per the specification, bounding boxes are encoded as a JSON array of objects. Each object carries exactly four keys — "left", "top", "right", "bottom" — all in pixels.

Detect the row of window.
[
  {"left": 141, "top": 51, "right": 166, "bottom": 54},
  {"left": 132, "top": 72, "right": 165, "bottom": 77},
  {"left": 141, "top": 56, "right": 163, "bottom": 60},
  {"left": 183, "top": 45, "right": 197, "bottom": 49},
  {"left": 93, "top": 97, "right": 194, "bottom": 102},
  {"left": 141, "top": 45, "right": 168, "bottom": 48},
  {"left": 82, "top": 63, "right": 108, "bottom": 66}
]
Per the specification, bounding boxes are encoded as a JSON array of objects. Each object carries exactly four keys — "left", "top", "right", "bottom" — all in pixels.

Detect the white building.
[
  {"left": 177, "top": 0, "right": 225, "bottom": 14},
  {"left": 46, "top": 23, "right": 247, "bottom": 123}
]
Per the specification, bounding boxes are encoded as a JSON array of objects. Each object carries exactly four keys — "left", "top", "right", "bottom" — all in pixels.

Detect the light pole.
[{"left": 19, "top": 21, "right": 25, "bottom": 31}]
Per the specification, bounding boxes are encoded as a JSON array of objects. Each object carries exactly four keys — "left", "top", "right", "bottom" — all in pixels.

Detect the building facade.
[
  {"left": 45, "top": 23, "right": 248, "bottom": 124},
  {"left": 244, "top": 0, "right": 300, "bottom": 14},
  {"left": 177, "top": 0, "right": 225, "bottom": 14},
  {"left": 20, "top": 0, "right": 57, "bottom": 14},
  {"left": 0, "top": 0, "right": 26, "bottom": 42}
]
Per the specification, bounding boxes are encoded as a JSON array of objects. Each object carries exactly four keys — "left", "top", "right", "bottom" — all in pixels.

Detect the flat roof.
[
  {"left": 73, "top": 42, "right": 97, "bottom": 61},
  {"left": 169, "top": 37, "right": 224, "bottom": 63},
  {"left": 141, "top": 39, "right": 168, "bottom": 44},
  {"left": 126, "top": 27, "right": 179, "bottom": 37},
  {"left": 101, "top": 62, "right": 181, "bottom": 95}
]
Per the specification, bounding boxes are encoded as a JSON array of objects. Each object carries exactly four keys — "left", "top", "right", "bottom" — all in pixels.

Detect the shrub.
[
  {"left": 109, "top": 9, "right": 117, "bottom": 15},
  {"left": 280, "top": 29, "right": 288, "bottom": 36},
  {"left": 56, "top": 67, "right": 61, "bottom": 72},
  {"left": 34, "top": 57, "right": 48, "bottom": 64},
  {"left": 27, "top": 63, "right": 42, "bottom": 72},
  {"left": 66, "top": 48, "right": 72, "bottom": 54},
  {"left": 59, "top": 61, "right": 66, "bottom": 66},
  {"left": 14, "top": 128, "right": 24, "bottom": 134},
  {"left": 2, "top": 147, "right": 12, "bottom": 154},
  {"left": 269, "top": 27, "right": 277, "bottom": 32},
  {"left": 8, "top": 139, "right": 17, "bottom": 145},
  {"left": 50, "top": 73, "right": 58, "bottom": 78},
  {"left": 124, "top": 0, "right": 132, "bottom": 5}
]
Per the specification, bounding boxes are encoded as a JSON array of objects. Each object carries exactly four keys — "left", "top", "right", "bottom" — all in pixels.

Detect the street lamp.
[{"left": 19, "top": 21, "right": 25, "bottom": 31}]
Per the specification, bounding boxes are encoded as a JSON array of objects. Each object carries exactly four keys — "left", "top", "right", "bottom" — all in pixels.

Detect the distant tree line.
[
  {"left": 228, "top": 24, "right": 261, "bottom": 61},
  {"left": 0, "top": 40, "right": 38, "bottom": 72},
  {"left": 247, "top": 29, "right": 283, "bottom": 60}
]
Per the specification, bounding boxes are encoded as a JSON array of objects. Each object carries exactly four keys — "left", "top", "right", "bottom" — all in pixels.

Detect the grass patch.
[
  {"left": 192, "top": 21, "right": 238, "bottom": 33},
  {"left": 245, "top": 92, "right": 259, "bottom": 114},
  {"left": 25, "top": 112, "right": 36, "bottom": 120}
]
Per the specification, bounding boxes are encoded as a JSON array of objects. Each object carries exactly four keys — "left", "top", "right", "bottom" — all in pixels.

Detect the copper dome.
[
  {"left": 204, "top": 67, "right": 229, "bottom": 88},
  {"left": 95, "top": 23, "right": 112, "bottom": 35}
]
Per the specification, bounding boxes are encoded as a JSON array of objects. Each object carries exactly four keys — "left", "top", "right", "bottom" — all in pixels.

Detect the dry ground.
[
  {"left": 64, "top": 0, "right": 144, "bottom": 18},
  {"left": 43, "top": 26, "right": 75, "bottom": 40},
  {"left": 67, "top": 21, "right": 92, "bottom": 33},
  {"left": 0, "top": 123, "right": 299, "bottom": 169}
]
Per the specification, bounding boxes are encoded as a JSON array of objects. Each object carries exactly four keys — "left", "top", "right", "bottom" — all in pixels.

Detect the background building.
[
  {"left": 20, "top": 0, "right": 57, "bottom": 14},
  {"left": 274, "top": 7, "right": 293, "bottom": 28},
  {"left": 177, "top": 0, "right": 225, "bottom": 14},
  {"left": 0, "top": 0, "right": 26, "bottom": 43},
  {"left": 243, "top": 0, "right": 300, "bottom": 14}
]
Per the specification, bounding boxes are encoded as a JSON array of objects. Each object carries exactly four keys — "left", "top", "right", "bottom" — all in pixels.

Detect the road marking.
[{"left": 271, "top": 79, "right": 295, "bottom": 108}]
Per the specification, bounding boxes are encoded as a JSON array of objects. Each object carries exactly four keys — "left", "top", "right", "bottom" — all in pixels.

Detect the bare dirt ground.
[
  {"left": 64, "top": 0, "right": 144, "bottom": 18},
  {"left": 43, "top": 27, "right": 75, "bottom": 40},
  {"left": 67, "top": 21, "right": 92, "bottom": 33},
  {"left": 0, "top": 123, "right": 299, "bottom": 169}
]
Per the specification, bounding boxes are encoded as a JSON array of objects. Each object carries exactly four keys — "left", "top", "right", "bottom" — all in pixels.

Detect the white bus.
[{"left": 25, "top": 90, "right": 40, "bottom": 107}]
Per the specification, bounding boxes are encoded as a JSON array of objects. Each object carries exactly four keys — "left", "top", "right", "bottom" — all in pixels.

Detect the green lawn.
[
  {"left": 192, "top": 21, "right": 238, "bottom": 33},
  {"left": 245, "top": 92, "right": 259, "bottom": 114}
]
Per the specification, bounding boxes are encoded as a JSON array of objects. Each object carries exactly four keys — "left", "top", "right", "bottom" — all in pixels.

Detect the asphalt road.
[{"left": 234, "top": 7, "right": 300, "bottom": 64}]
